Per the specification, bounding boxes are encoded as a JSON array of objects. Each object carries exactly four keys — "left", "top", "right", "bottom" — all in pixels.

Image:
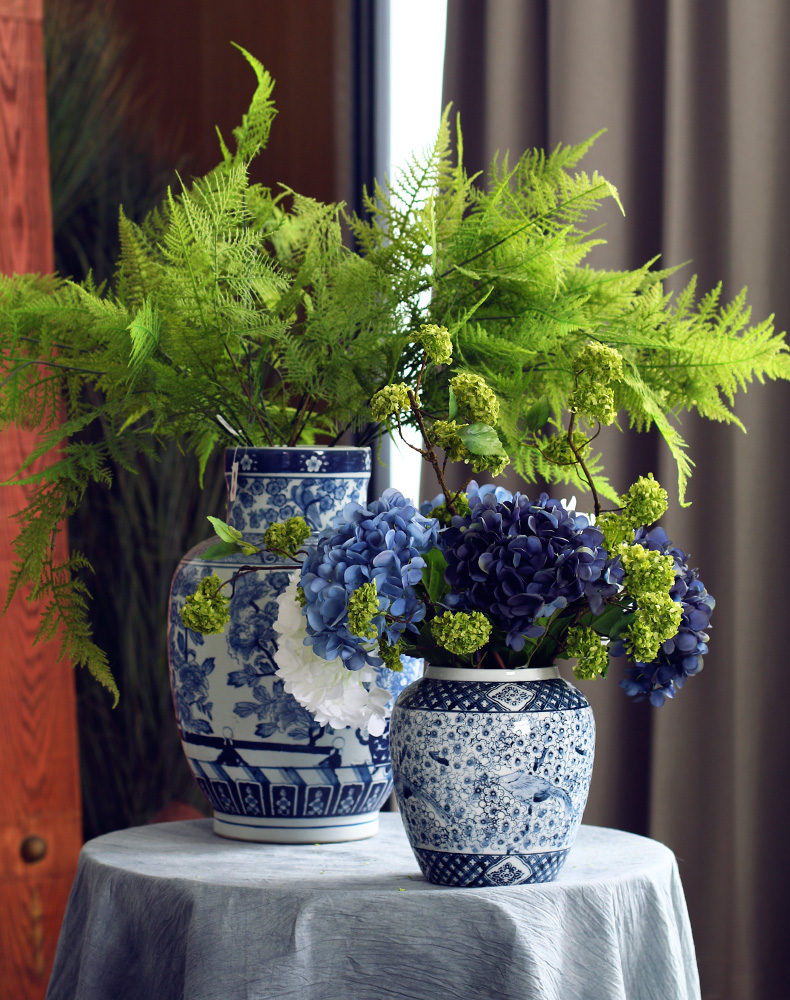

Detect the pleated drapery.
[{"left": 443, "top": 3, "right": 790, "bottom": 997}]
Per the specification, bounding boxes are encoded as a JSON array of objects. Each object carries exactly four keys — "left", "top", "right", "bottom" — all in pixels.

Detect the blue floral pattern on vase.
[
  {"left": 168, "top": 447, "right": 421, "bottom": 843},
  {"left": 389, "top": 666, "right": 595, "bottom": 886}
]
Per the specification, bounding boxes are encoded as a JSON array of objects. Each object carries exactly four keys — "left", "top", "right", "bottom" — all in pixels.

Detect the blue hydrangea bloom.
[
  {"left": 300, "top": 488, "right": 440, "bottom": 670},
  {"left": 421, "top": 481, "right": 515, "bottom": 520},
  {"left": 440, "top": 491, "right": 623, "bottom": 651},
  {"left": 613, "top": 526, "right": 715, "bottom": 706}
]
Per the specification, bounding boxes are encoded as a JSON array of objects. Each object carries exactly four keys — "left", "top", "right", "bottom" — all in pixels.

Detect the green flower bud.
[
  {"left": 624, "top": 592, "right": 682, "bottom": 663},
  {"left": 566, "top": 626, "right": 609, "bottom": 680},
  {"left": 417, "top": 324, "right": 452, "bottom": 365},
  {"left": 432, "top": 419, "right": 508, "bottom": 476},
  {"left": 596, "top": 511, "right": 634, "bottom": 551},
  {"left": 617, "top": 542, "right": 676, "bottom": 600},
  {"left": 180, "top": 574, "right": 231, "bottom": 635},
  {"left": 371, "top": 383, "right": 412, "bottom": 421},
  {"left": 347, "top": 581, "right": 380, "bottom": 638},
  {"left": 569, "top": 343, "right": 624, "bottom": 425},
  {"left": 470, "top": 451, "right": 509, "bottom": 477},
  {"left": 431, "top": 419, "right": 472, "bottom": 463},
  {"left": 378, "top": 635, "right": 404, "bottom": 672},
  {"left": 295, "top": 585, "right": 307, "bottom": 608},
  {"left": 573, "top": 342, "right": 624, "bottom": 384},
  {"left": 450, "top": 372, "right": 500, "bottom": 425},
  {"left": 542, "top": 430, "right": 591, "bottom": 467},
  {"left": 567, "top": 382, "right": 617, "bottom": 425},
  {"left": 263, "top": 516, "right": 311, "bottom": 558},
  {"left": 429, "top": 493, "right": 472, "bottom": 527},
  {"left": 619, "top": 473, "right": 668, "bottom": 528},
  {"left": 430, "top": 610, "right": 492, "bottom": 656}
]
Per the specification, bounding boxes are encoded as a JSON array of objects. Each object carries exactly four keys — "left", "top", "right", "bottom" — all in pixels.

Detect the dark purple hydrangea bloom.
[
  {"left": 440, "top": 491, "right": 623, "bottom": 651},
  {"left": 613, "top": 526, "right": 715, "bottom": 706},
  {"left": 300, "top": 488, "right": 439, "bottom": 670}
]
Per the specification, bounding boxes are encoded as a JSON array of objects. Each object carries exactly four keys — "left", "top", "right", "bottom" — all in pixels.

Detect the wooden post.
[{"left": 0, "top": 2, "right": 83, "bottom": 997}]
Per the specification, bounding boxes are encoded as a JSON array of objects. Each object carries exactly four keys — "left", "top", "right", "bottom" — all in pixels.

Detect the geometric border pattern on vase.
[
  {"left": 395, "top": 677, "right": 588, "bottom": 714},
  {"left": 412, "top": 846, "right": 570, "bottom": 887},
  {"left": 192, "top": 764, "right": 393, "bottom": 822}
]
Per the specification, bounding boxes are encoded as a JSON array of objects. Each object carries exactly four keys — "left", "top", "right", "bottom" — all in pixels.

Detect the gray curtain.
[{"left": 443, "top": 2, "right": 790, "bottom": 998}]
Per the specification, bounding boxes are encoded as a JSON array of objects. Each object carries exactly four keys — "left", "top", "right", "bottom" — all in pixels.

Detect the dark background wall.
[{"left": 111, "top": 0, "right": 355, "bottom": 206}]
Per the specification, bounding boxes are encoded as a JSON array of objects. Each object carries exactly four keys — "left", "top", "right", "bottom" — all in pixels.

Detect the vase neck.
[
  {"left": 223, "top": 446, "right": 371, "bottom": 535},
  {"left": 423, "top": 665, "right": 561, "bottom": 682}
]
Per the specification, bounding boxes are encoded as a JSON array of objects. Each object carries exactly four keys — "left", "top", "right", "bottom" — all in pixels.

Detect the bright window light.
[{"left": 386, "top": 0, "right": 448, "bottom": 504}]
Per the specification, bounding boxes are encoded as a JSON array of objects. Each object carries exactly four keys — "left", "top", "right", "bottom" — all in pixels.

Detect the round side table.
[{"left": 47, "top": 814, "right": 700, "bottom": 1000}]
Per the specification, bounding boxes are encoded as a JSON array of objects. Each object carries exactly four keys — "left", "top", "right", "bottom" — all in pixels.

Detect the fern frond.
[
  {"left": 223, "top": 44, "right": 277, "bottom": 164},
  {"left": 127, "top": 296, "right": 161, "bottom": 369}
]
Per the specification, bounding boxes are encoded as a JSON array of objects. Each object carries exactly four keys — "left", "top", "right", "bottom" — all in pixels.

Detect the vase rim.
[
  {"left": 223, "top": 445, "right": 372, "bottom": 479},
  {"left": 223, "top": 445, "right": 369, "bottom": 452},
  {"left": 423, "top": 664, "right": 560, "bottom": 682}
]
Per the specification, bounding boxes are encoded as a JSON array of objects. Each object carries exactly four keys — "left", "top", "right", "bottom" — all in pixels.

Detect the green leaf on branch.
[
  {"left": 201, "top": 541, "right": 242, "bottom": 561},
  {"left": 583, "top": 603, "right": 634, "bottom": 640},
  {"left": 422, "top": 547, "right": 450, "bottom": 604},
  {"left": 523, "top": 395, "right": 551, "bottom": 431},
  {"left": 207, "top": 515, "right": 243, "bottom": 544},
  {"left": 457, "top": 422, "right": 505, "bottom": 456},
  {"left": 448, "top": 386, "right": 458, "bottom": 420}
]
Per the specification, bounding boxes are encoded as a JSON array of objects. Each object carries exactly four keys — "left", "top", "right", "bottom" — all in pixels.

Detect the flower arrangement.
[
  {"left": 2, "top": 44, "right": 784, "bottom": 705},
  {"left": 183, "top": 328, "right": 715, "bottom": 731}
]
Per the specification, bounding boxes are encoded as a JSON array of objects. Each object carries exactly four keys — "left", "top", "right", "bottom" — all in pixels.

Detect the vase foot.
[
  {"left": 212, "top": 811, "right": 381, "bottom": 843},
  {"left": 413, "top": 846, "right": 570, "bottom": 887}
]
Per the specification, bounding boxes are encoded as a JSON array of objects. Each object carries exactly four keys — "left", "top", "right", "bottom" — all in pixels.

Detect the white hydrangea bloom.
[
  {"left": 272, "top": 573, "right": 390, "bottom": 736},
  {"left": 561, "top": 495, "right": 597, "bottom": 525}
]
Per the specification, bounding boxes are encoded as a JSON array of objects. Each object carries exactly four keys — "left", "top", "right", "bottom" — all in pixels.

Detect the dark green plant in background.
[
  {"left": 45, "top": 0, "right": 176, "bottom": 284},
  {"left": 45, "top": 0, "right": 219, "bottom": 836}
]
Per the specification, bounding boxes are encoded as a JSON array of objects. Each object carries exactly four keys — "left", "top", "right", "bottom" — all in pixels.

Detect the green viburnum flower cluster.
[
  {"left": 566, "top": 626, "right": 609, "bottom": 680},
  {"left": 430, "top": 420, "right": 508, "bottom": 476},
  {"left": 617, "top": 542, "right": 681, "bottom": 663},
  {"left": 263, "top": 516, "right": 311, "bottom": 558},
  {"left": 370, "top": 383, "right": 412, "bottom": 421},
  {"left": 542, "top": 430, "right": 591, "bottom": 467},
  {"left": 347, "top": 582, "right": 380, "bottom": 639},
  {"left": 378, "top": 636, "right": 404, "bottom": 672},
  {"left": 431, "top": 419, "right": 470, "bottom": 463},
  {"left": 624, "top": 593, "right": 683, "bottom": 663},
  {"left": 430, "top": 610, "right": 492, "bottom": 656},
  {"left": 619, "top": 473, "right": 668, "bottom": 528},
  {"left": 598, "top": 474, "right": 670, "bottom": 550},
  {"left": 568, "top": 342, "right": 625, "bottom": 426},
  {"left": 617, "top": 541, "right": 676, "bottom": 596},
  {"left": 428, "top": 492, "right": 472, "bottom": 527},
  {"left": 179, "top": 575, "right": 231, "bottom": 635},
  {"left": 450, "top": 372, "right": 500, "bottom": 425},
  {"left": 417, "top": 323, "right": 453, "bottom": 365},
  {"left": 471, "top": 451, "right": 509, "bottom": 477}
]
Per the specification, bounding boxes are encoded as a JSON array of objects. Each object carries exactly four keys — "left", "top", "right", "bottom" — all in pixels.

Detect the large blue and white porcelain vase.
[
  {"left": 390, "top": 664, "right": 594, "bottom": 886},
  {"left": 168, "top": 446, "right": 420, "bottom": 843}
]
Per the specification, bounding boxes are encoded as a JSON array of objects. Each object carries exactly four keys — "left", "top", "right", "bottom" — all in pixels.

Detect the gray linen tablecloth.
[{"left": 46, "top": 814, "right": 701, "bottom": 1000}]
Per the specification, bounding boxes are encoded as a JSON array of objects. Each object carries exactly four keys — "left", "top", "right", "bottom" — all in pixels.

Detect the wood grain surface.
[
  {"left": 0, "top": 5, "right": 82, "bottom": 998},
  {"left": 0, "top": 0, "right": 41, "bottom": 22}
]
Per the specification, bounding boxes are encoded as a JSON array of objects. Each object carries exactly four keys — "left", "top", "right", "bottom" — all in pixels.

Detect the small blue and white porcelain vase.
[
  {"left": 390, "top": 664, "right": 595, "bottom": 886},
  {"left": 168, "top": 447, "right": 420, "bottom": 843}
]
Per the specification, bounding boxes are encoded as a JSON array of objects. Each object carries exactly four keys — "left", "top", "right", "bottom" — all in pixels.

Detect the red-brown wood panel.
[{"left": 0, "top": 5, "right": 82, "bottom": 998}]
